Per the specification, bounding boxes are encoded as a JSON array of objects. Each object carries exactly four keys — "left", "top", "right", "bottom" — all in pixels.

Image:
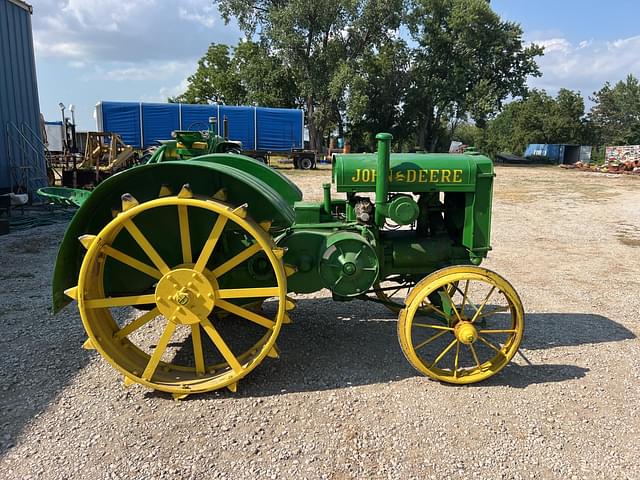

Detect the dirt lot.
[{"left": 1, "top": 166, "right": 639, "bottom": 479}]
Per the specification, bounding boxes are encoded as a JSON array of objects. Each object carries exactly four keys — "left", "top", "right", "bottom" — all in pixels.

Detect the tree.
[
  {"left": 481, "top": 88, "right": 588, "bottom": 157},
  {"left": 346, "top": 38, "right": 411, "bottom": 151},
  {"left": 171, "top": 43, "right": 245, "bottom": 104},
  {"left": 171, "top": 41, "right": 300, "bottom": 108},
  {"left": 232, "top": 41, "right": 301, "bottom": 108},
  {"left": 214, "top": 0, "right": 403, "bottom": 150},
  {"left": 589, "top": 74, "right": 640, "bottom": 146},
  {"left": 403, "top": 0, "right": 543, "bottom": 151}
]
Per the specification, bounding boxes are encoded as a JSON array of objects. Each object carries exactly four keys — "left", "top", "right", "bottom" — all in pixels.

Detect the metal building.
[{"left": 0, "top": 0, "right": 46, "bottom": 196}]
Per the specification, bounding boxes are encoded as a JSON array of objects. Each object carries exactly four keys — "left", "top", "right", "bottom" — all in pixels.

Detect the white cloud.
[
  {"left": 528, "top": 35, "right": 640, "bottom": 96},
  {"left": 178, "top": 6, "right": 216, "bottom": 28},
  {"left": 159, "top": 77, "right": 190, "bottom": 99},
  {"left": 82, "top": 61, "right": 190, "bottom": 82},
  {"left": 61, "top": 0, "right": 155, "bottom": 32},
  {"left": 535, "top": 38, "right": 571, "bottom": 53},
  {"left": 31, "top": 0, "right": 240, "bottom": 63},
  {"left": 33, "top": 39, "right": 88, "bottom": 58}
]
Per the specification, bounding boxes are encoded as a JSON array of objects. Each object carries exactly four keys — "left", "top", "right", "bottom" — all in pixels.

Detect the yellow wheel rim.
[
  {"left": 77, "top": 194, "right": 287, "bottom": 395},
  {"left": 398, "top": 266, "right": 524, "bottom": 384}
]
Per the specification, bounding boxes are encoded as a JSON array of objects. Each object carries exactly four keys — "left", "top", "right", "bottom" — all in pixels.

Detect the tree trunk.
[
  {"left": 429, "top": 110, "right": 442, "bottom": 152},
  {"left": 306, "top": 95, "right": 320, "bottom": 151},
  {"left": 417, "top": 120, "right": 427, "bottom": 151}
]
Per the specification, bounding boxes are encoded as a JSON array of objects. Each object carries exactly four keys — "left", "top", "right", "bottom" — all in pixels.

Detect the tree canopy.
[
  {"left": 171, "top": 2, "right": 640, "bottom": 156},
  {"left": 589, "top": 74, "right": 640, "bottom": 146},
  {"left": 481, "top": 89, "right": 588, "bottom": 157},
  {"left": 171, "top": 41, "right": 300, "bottom": 108},
  {"left": 214, "top": 0, "right": 403, "bottom": 150},
  {"left": 402, "top": 0, "right": 543, "bottom": 151}
]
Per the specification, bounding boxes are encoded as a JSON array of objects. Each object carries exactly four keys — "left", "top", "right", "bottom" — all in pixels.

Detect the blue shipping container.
[{"left": 96, "top": 101, "right": 303, "bottom": 151}]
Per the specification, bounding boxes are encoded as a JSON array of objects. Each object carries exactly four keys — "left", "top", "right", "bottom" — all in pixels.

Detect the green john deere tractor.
[{"left": 53, "top": 132, "right": 523, "bottom": 398}]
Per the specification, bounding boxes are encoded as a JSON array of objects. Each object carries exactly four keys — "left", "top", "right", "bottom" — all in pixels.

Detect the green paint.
[{"left": 54, "top": 134, "right": 496, "bottom": 311}]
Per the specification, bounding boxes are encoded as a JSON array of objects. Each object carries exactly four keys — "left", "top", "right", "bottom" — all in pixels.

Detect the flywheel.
[{"left": 67, "top": 184, "right": 293, "bottom": 397}]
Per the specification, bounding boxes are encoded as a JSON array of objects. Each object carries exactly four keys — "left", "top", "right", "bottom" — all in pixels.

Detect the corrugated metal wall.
[{"left": 0, "top": 0, "right": 45, "bottom": 194}]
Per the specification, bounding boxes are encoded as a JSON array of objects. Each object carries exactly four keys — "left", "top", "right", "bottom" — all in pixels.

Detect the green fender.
[
  {"left": 193, "top": 153, "right": 303, "bottom": 205},
  {"left": 52, "top": 160, "right": 295, "bottom": 313}
]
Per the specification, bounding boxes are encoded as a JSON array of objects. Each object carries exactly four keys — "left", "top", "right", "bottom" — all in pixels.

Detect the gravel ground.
[{"left": 1, "top": 166, "right": 638, "bottom": 479}]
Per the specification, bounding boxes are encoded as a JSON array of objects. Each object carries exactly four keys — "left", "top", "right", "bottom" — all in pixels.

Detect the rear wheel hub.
[{"left": 155, "top": 268, "right": 216, "bottom": 325}]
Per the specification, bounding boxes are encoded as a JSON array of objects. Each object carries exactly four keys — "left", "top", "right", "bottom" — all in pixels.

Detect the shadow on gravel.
[
  {"left": 470, "top": 363, "right": 590, "bottom": 388},
  {"left": 0, "top": 221, "right": 90, "bottom": 457},
  {"left": 180, "top": 301, "right": 634, "bottom": 400},
  {"left": 0, "top": 307, "right": 90, "bottom": 457},
  {"left": 522, "top": 312, "right": 635, "bottom": 349}
]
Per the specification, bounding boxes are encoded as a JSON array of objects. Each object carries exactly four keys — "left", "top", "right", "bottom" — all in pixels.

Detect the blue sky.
[{"left": 32, "top": 0, "right": 640, "bottom": 129}]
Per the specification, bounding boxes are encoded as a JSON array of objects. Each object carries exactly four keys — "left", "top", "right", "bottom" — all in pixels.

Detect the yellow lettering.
[
  {"left": 351, "top": 169, "right": 361, "bottom": 182},
  {"left": 419, "top": 169, "right": 428, "bottom": 182},
  {"left": 429, "top": 169, "right": 439, "bottom": 182},
  {"left": 441, "top": 169, "right": 452, "bottom": 182},
  {"left": 395, "top": 170, "right": 405, "bottom": 182},
  {"left": 453, "top": 169, "right": 463, "bottom": 183},
  {"left": 371, "top": 170, "right": 377, "bottom": 182},
  {"left": 362, "top": 169, "right": 370, "bottom": 182},
  {"left": 406, "top": 169, "right": 417, "bottom": 182}
]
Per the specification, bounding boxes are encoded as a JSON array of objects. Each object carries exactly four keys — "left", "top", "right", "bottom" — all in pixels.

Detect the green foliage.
[
  {"left": 403, "top": 0, "right": 543, "bottom": 151},
  {"left": 347, "top": 38, "right": 411, "bottom": 151},
  {"left": 480, "top": 89, "right": 588, "bottom": 158},
  {"left": 452, "top": 122, "right": 483, "bottom": 147},
  {"left": 170, "top": 41, "right": 299, "bottom": 108},
  {"left": 171, "top": 44, "right": 244, "bottom": 104},
  {"left": 214, "top": 0, "right": 403, "bottom": 149},
  {"left": 589, "top": 74, "right": 640, "bottom": 146}
]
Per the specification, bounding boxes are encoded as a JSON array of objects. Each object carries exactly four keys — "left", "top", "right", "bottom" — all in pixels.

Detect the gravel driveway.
[{"left": 1, "top": 166, "right": 638, "bottom": 479}]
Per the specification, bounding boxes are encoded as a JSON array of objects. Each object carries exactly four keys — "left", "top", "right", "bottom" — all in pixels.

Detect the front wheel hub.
[
  {"left": 454, "top": 321, "right": 478, "bottom": 345},
  {"left": 155, "top": 268, "right": 216, "bottom": 325}
]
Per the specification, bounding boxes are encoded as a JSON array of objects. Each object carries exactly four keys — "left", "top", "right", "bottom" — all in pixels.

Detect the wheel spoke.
[
  {"left": 468, "top": 343, "right": 482, "bottom": 368},
  {"left": 476, "top": 305, "right": 511, "bottom": 319},
  {"left": 211, "top": 243, "right": 262, "bottom": 278},
  {"left": 414, "top": 329, "right": 449, "bottom": 350},
  {"left": 191, "top": 324, "right": 205, "bottom": 375},
  {"left": 460, "top": 280, "right": 470, "bottom": 312},
  {"left": 478, "top": 329, "right": 517, "bottom": 334},
  {"left": 453, "top": 341, "right": 460, "bottom": 378},
  {"left": 478, "top": 335, "right": 505, "bottom": 355},
  {"left": 430, "top": 338, "right": 458, "bottom": 368},
  {"left": 194, "top": 214, "right": 229, "bottom": 272},
  {"left": 442, "top": 285, "right": 462, "bottom": 323},
  {"left": 416, "top": 302, "right": 450, "bottom": 321},
  {"left": 217, "top": 287, "right": 280, "bottom": 299},
  {"left": 85, "top": 293, "right": 156, "bottom": 309},
  {"left": 102, "top": 245, "right": 163, "bottom": 280},
  {"left": 123, "top": 219, "right": 170, "bottom": 274},
  {"left": 414, "top": 323, "right": 454, "bottom": 331},
  {"left": 216, "top": 299, "right": 276, "bottom": 329},
  {"left": 178, "top": 205, "right": 192, "bottom": 264},
  {"left": 113, "top": 307, "right": 160, "bottom": 339},
  {"left": 452, "top": 282, "right": 483, "bottom": 318},
  {"left": 141, "top": 321, "right": 176, "bottom": 381},
  {"left": 200, "top": 317, "right": 243, "bottom": 373},
  {"left": 470, "top": 286, "right": 496, "bottom": 323}
]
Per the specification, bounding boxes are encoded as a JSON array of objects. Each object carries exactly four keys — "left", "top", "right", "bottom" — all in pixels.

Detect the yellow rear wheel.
[
  {"left": 398, "top": 266, "right": 524, "bottom": 384},
  {"left": 76, "top": 189, "right": 288, "bottom": 395}
]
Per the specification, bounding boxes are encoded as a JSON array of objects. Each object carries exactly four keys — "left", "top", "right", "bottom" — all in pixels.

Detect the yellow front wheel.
[{"left": 398, "top": 266, "right": 524, "bottom": 384}]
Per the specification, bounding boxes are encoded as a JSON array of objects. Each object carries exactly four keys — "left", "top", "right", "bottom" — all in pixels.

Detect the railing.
[{"left": 5, "top": 121, "right": 49, "bottom": 197}]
